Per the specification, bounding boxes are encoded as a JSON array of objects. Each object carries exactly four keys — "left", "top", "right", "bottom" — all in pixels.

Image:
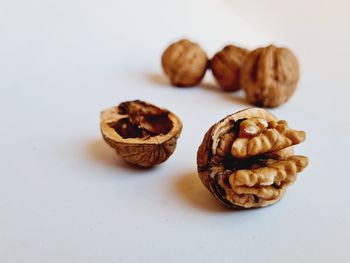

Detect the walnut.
[
  {"left": 197, "top": 108, "right": 308, "bottom": 208},
  {"left": 240, "top": 45, "right": 300, "bottom": 108},
  {"left": 210, "top": 45, "right": 249, "bottom": 92},
  {"left": 161, "top": 39, "right": 208, "bottom": 87},
  {"left": 100, "top": 100, "right": 182, "bottom": 167}
]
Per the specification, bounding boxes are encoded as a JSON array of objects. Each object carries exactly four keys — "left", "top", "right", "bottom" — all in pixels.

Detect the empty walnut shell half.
[
  {"left": 100, "top": 100, "right": 182, "bottom": 167},
  {"left": 197, "top": 108, "right": 308, "bottom": 208},
  {"left": 161, "top": 39, "right": 208, "bottom": 87},
  {"left": 240, "top": 44, "right": 300, "bottom": 108},
  {"left": 211, "top": 45, "right": 249, "bottom": 92}
]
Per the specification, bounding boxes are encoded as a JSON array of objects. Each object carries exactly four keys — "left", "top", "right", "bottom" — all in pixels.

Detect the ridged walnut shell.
[
  {"left": 100, "top": 100, "right": 182, "bottom": 167},
  {"left": 241, "top": 45, "right": 300, "bottom": 108},
  {"left": 197, "top": 108, "right": 308, "bottom": 209},
  {"left": 161, "top": 39, "right": 208, "bottom": 87},
  {"left": 211, "top": 45, "right": 249, "bottom": 92}
]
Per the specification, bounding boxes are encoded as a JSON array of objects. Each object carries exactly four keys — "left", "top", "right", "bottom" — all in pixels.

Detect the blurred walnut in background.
[
  {"left": 161, "top": 39, "right": 208, "bottom": 87},
  {"left": 211, "top": 45, "right": 249, "bottom": 92},
  {"left": 161, "top": 39, "right": 300, "bottom": 108},
  {"left": 240, "top": 45, "right": 300, "bottom": 108}
]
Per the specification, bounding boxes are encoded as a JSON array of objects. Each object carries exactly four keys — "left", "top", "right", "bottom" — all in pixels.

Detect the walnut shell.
[
  {"left": 240, "top": 45, "right": 300, "bottom": 108},
  {"left": 211, "top": 45, "right": 249, "bottom": 92},
  {"left": 197, "top": 108, "right": 308, "bottom": 209},
  {"left": 100, "top": 100, "right": 182, "bottom": 167},
  {"left": 161, "top": 39, "right": 208, "bottom": 87}
]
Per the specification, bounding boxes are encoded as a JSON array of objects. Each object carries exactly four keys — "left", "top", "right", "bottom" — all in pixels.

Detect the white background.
[{"left": 1, "top": 0, "right": 349, "bottom": 262}]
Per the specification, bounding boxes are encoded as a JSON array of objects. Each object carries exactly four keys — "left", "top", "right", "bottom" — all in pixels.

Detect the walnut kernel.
[
  {"left": 100, "top": 100, "right": 182, "bottom": 167},
  {"left": 161, "top": 39, "right": 208, "bottom": 87},
  {"left": 197, "top": 108, "right": 308, "bottom": 208}
]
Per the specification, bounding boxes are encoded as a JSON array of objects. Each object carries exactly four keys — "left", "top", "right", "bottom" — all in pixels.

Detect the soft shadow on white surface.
[
  {"left": 147, "top": 73, "right": 169, "bottom": 87},
  {"left": 200, "top": 82, "right": 248, "bottom": 106},
  {"left": 147, "top": 73, "right": 249, "bottom": 106},
  {"left": 87, "top": 139, "right": 154, "bottom": 172},
  {"left": 175, "top": 171, "right": 233, "bottom": 213}
]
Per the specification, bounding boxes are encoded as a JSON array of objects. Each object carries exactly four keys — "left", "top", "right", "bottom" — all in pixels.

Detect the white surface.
[{"left": 1, "top": 0, "right": 349, "bottom": 262}]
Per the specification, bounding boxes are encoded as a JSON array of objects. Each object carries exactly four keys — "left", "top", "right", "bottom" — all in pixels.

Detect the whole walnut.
[
  {"left": 211, "top": 45, "right": 249, "bottom": 92},
  {"left": 240, "top": 45, "right": 300, "bottom": 108},
  {"left": 161, "top": 39, "right": 208, "bottom": 87},
  {"left": 197, "top": 108, "right": 308, "bottom": 209}
]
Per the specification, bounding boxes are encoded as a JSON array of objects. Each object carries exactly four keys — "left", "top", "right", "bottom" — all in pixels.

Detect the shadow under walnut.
[
  {"left": 174, "top": 171, "right": 232, "bottom": 213},
  {"left": 87, "top": 139, "right": 153, "bottom": 171}
]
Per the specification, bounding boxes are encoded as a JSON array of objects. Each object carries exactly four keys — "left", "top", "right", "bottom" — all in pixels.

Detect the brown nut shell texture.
[
  {"left": 241, "top": 45, "right": 300, "bottom": 108},
  {"left": 161, "top": 39, "right": 208, "bottom": 87},
  {"left": 197, "top": 108, "right": 308, "bottom": 208},
  {"left": 211, "top": 45, "right": 249, "bottom": 92},
  {"left": 100, "top": 100, "right": 182, "bottom": 167}
]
